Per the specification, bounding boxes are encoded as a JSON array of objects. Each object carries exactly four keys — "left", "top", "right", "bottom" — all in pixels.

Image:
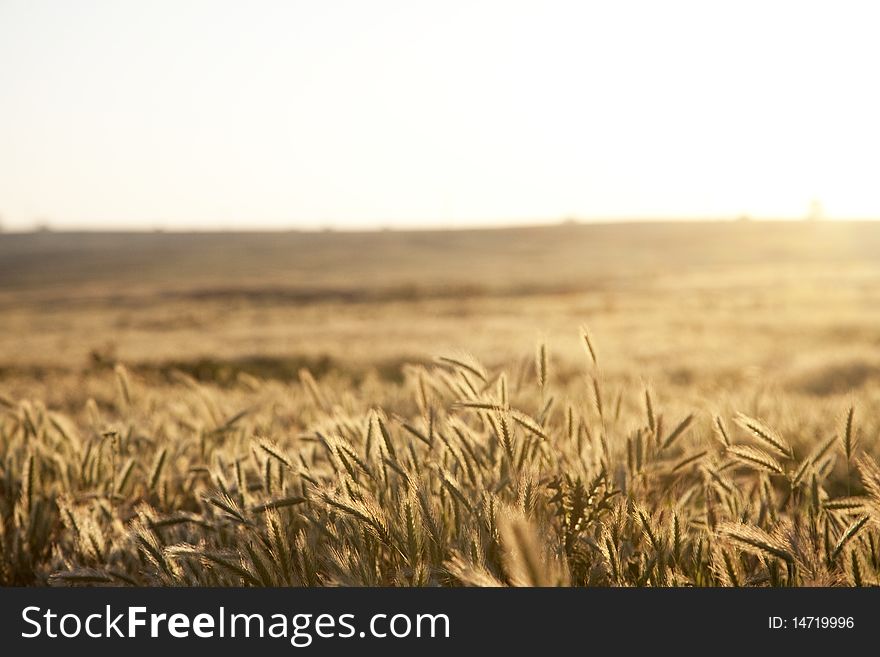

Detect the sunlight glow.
[{"left": 1, "top": 0, "right": 879, "bottom": 230}]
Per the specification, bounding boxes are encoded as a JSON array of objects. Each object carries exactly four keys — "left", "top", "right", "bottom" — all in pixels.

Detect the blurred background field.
[
  {"left": 3, "top": 219, "right": 880, "bottom": 411},
  {"left": 5, "top": 220, "right": 880, "bottom": 587}
]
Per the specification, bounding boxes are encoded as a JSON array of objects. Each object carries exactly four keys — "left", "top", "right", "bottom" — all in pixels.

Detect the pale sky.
[{"left": 1, "top": 0, "right": 879, "bottom": 230}]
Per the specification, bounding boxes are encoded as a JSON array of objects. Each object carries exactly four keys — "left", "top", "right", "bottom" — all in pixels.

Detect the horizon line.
[{"left": 3, "top": 215, "right": 880, "bottom": 235}]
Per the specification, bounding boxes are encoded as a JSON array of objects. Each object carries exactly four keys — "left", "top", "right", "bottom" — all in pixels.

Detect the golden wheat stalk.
[
  {"left": 579, "top": 325, "right": 598, "bottom": 368},
  {"left": 733, "top": 413, "right": 793, "bottom": 459},
  {"left": 727, "top": 444, "right": 785, "bottom": 475},
  {"left": 718, "top": 522, "right": 794, "bottom": 563}
]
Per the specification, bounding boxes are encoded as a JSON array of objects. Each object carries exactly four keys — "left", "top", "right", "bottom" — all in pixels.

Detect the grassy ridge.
[{"left": 3, "top": 220, "right": 880, "bottom": 297}]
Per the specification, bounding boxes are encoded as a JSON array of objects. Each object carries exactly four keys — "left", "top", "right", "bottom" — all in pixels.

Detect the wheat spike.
[
  {"left": 727, "top": 444, "right": 785, "bottom": 475},
  {"left": 733, "top": 412, "right": 793, "bottom": 459},
  {"left": 579, "top": 325, "right": 598, "bottom": 367}
]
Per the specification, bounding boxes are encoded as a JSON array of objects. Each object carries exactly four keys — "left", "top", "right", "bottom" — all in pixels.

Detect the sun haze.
[{"left": 1, "top": 0, "right": 879, "bottom": 230}]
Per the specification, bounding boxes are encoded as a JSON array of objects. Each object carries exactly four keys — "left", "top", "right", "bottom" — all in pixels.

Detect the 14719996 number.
[{"left": 768, "top": 617, "right": 854, "bottom": 629}]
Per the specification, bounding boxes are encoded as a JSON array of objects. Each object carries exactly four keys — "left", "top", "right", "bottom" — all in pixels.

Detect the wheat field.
[{"left": 2, "top": 221, "right": 880, "bottom": 586}]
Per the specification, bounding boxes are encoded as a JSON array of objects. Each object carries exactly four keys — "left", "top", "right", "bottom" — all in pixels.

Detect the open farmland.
[{"left": 2, "top": 220, "right": 880, "bottom": 586}]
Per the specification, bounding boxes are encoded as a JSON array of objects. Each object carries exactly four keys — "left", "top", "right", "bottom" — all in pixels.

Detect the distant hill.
[{"left": 1, "top": 221, "right": 878, "bottom": 301}]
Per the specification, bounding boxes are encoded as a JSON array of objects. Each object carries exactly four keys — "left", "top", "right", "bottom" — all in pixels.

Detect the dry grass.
[
  {"left": 2, "top": 221, "right": 880, "bottom": 586},
  {"left": 1, "top": 329, "right": 879, "bottom": 587}
]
